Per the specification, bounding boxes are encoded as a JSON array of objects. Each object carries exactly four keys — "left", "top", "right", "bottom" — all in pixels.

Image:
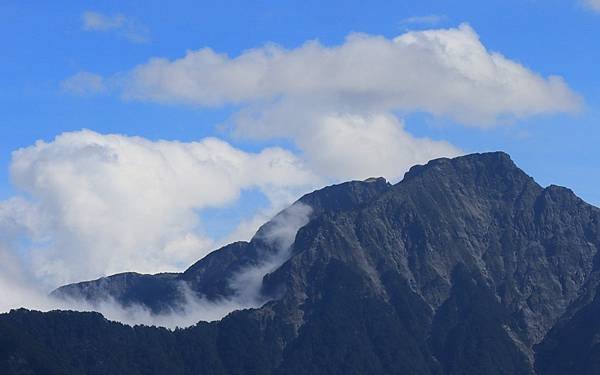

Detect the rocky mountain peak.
[{"left": 9, "top": 152, "right": 600, "bottom": 374}]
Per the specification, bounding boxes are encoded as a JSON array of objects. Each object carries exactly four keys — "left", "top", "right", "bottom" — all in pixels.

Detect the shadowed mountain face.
[{"left": 2, "top": 152, "right": 600, "bottom": 374}]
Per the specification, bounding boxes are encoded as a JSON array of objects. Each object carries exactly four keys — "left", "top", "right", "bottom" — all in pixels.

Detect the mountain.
[
  {"left": 2, "top": 151, "right": 600, "bottom": 374},
  {"left": 50, "top": 176, "right": 391, "bottom": 313}
]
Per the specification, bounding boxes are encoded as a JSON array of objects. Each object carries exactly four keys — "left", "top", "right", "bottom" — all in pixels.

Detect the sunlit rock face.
[{"left": 3, "top": 152, "right": 600, "bottom": 375}]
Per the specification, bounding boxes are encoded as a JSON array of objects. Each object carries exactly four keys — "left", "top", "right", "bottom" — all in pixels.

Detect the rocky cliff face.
[{"left": 3, "top": 152, "right": 600, "bottom": 374}]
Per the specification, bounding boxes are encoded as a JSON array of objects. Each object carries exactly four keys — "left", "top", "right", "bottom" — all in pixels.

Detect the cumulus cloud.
[
  {"left": 100, "top": 24, "right": 578, "bottom": 185},
  {"left": 234, "top": 108, "right": 461, "bottom": 181},
  {"left": 122, "top": 23, "right": 580, "bottom": 125},
  {"left": 82, "top": 11, "right": 149, "bottom": 43},
  {"left": 62, "top": 23, "right": 581, "bottom": 189},
  {"left": 2, "top": 130, "right": 318, "bottom": 288},
  {"left": 61, "top": 71, "right": 106, "bottom": 95}
]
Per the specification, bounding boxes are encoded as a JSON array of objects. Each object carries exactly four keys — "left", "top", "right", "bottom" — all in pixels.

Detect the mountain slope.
[
  {"left": 51, "top": 177, "right": 392, "bottom": 313},
  {"left": 2, "top": 152, "right": 600, "bottom": 375}
]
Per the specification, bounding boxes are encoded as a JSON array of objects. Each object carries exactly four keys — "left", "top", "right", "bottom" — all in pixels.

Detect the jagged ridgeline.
[{"left": 2, "top": 152, "right": 600, "bottom": 375}]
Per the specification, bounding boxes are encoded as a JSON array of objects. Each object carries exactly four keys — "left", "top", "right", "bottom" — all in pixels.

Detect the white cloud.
[
  {"left": 61, "top": 71, "right": 106, "bottom": 95},
  {"left": 233, "top": 107, "right": 461, "bottom": 181},
  {"left": 122, "top": 23, "right": 581, "bottom": 125},
  {"left": 62, "top": 23, "right": 579, "bottom": 190},
  {"left": 227, "top": 202, "right": 312, "bottom": 307},
  {"left": 2, "top": 130, "right": 319, "bottom": 287},
  {"left": 300, "top": 114, "right": 460, "bottom": 181},
  {"left": 584, "top": 0, "right": 600, "bottom": 11},
  {"left": 82, "top": 11, "right": 149, "bottom": 43},
  {"left": 102, "top": 23, "right": 583, "bottom": 189}
]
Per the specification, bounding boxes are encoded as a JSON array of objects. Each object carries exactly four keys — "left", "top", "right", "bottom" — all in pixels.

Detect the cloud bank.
[
  {"left": 0, "top": 127, "right": 453, "bottom": 326},
  {"left": 122, "top": 23, "right": 580, "bottom": 125},
  {"left": 60, "top": 24, "right": 581, "bottom": 183},
  {"left": 3, "top": 130, "right": 318, "bottom": 288},
  {"left": 234, "top": 109, "right": 460, "bottom": 182},
  {"left": 0, "top": 131, "right": 318, "bottom": 328},
  {"left": 61, "top": 23, "right": 579, "bottom": 186},
  {"left": 0, "top": 195, "right": 313, "bottom": 329}
]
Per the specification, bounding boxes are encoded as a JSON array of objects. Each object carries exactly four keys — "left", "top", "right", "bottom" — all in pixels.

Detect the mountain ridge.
[
  {"left": 3, "top": 151, "right": 600, "bottom": 374},
  {"left": 51, "top": 174, "right": 393, "bottom": 314}
]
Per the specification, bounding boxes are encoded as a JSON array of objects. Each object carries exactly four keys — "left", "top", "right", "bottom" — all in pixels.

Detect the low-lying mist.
[{"left": 0, "top": 202, "right": 312, "bottom": 329}]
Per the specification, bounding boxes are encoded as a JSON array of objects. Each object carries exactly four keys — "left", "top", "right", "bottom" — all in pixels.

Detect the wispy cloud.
[
  {"left": 0, "top": 193, "right": 314, "bottom": 329},
  {"left": 583, "top": 0, "right": 600, "bottom": 12},
  {"left": 82, "top": 11, "right": 149, "bottom": 43},
  {"left": 60, "top": 71, "right": 106, "bottom": 95},
  {"left": 400, "top": 14, "right": 447, "bottom": 27},
  {"left": 82, "top": 11, "right": 125, "bottom": 31}
]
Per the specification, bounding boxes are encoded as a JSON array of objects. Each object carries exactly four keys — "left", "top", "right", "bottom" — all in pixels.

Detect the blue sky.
[
  {"left": 1, "top": 0, "right": 599, "bottom": 287},
  {"left": 2, "top": 0, "right": 599, "bottom": 201}
]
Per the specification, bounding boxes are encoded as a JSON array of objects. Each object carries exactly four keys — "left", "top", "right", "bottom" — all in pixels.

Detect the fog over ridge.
[{"left": 1, "top": 202, "right": 313, "bottom": 329}]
